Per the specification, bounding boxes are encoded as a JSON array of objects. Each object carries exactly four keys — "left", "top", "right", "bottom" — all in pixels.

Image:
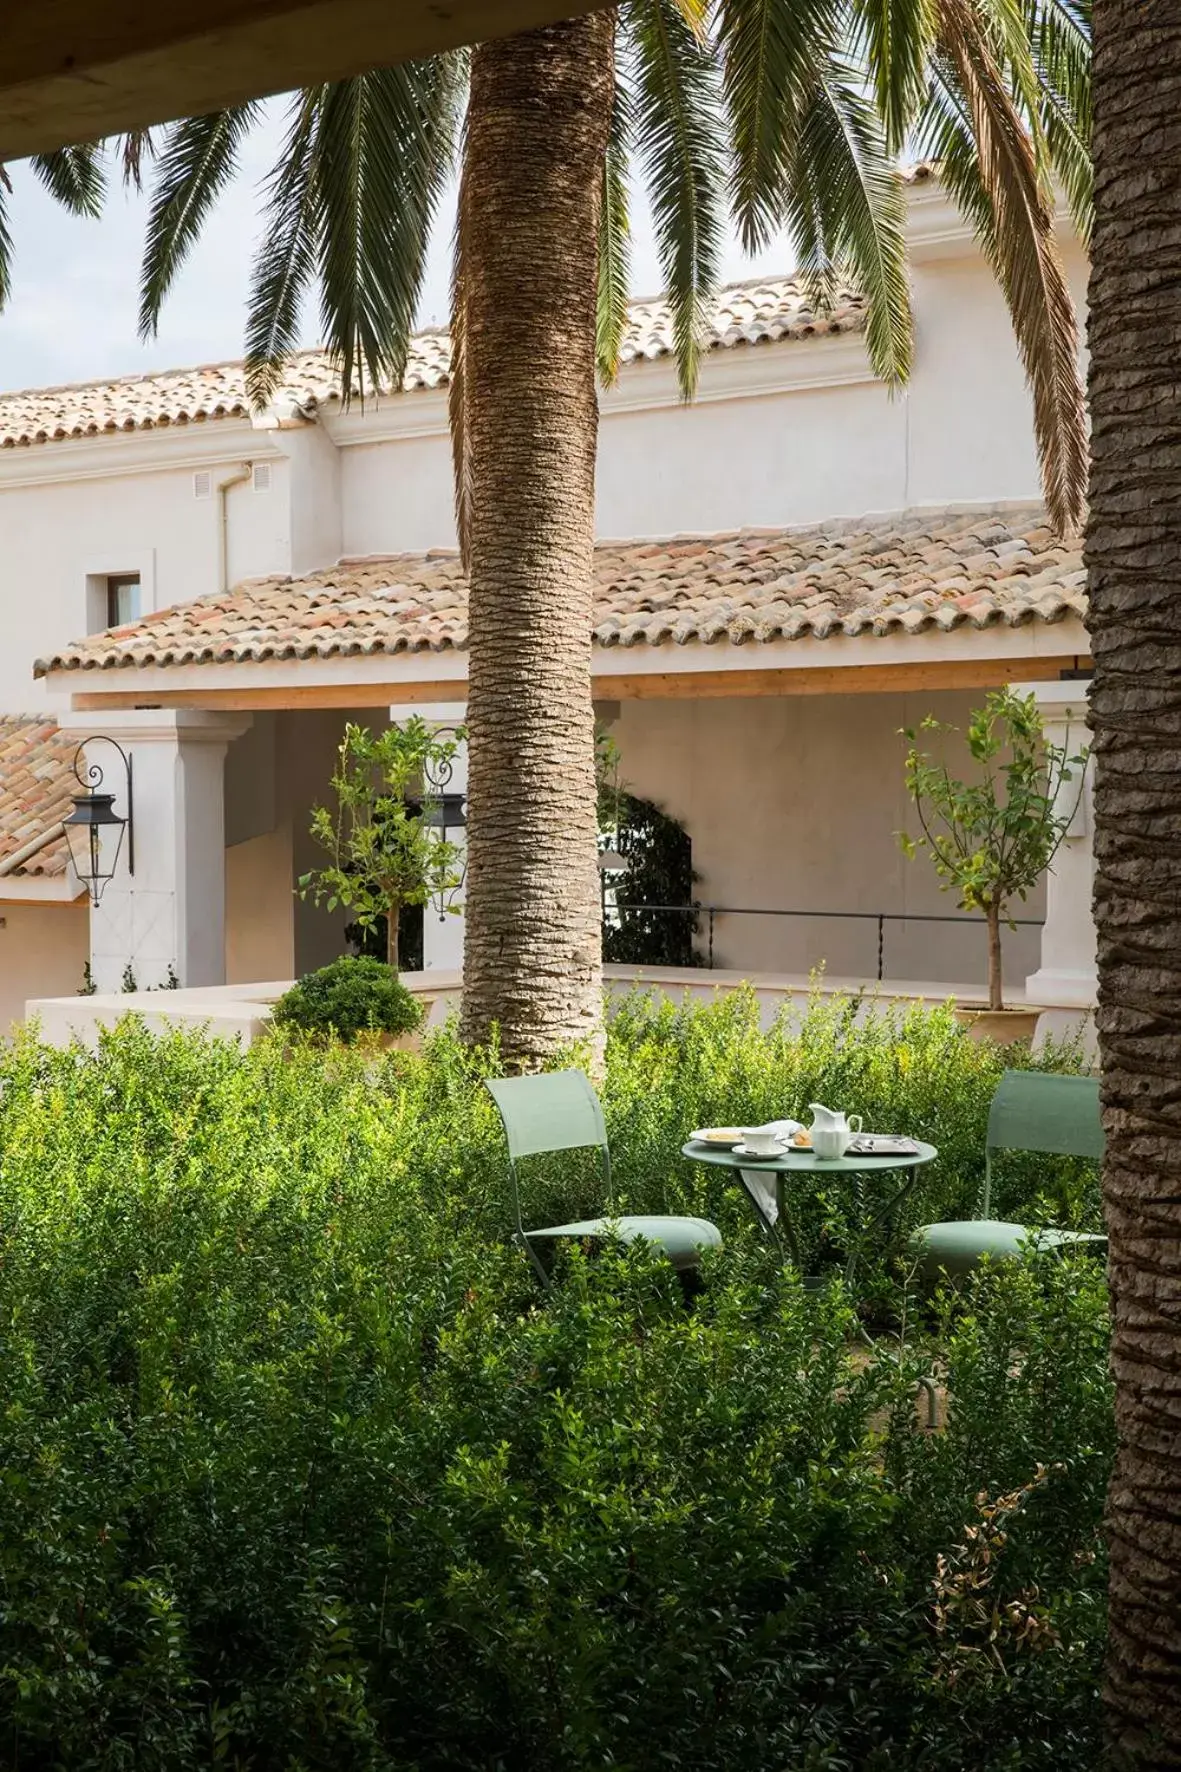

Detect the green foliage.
[
  {"left": 597, "top": 728, "right": 700, "bottom": 966},
  {"left": 299, "top": 718, "right": 465, "bottom": 961},
  {"left": 604, "top": 789, "right": 701, "bottom": 965},
  {"left": 900, "top": 688, "right": 1088, "bottom": 1008},
  {"left": 270, "top": 954, "right": 424, "bottom": 1043},
  {"left": 0, "top": 995, "right": 1108, "bottom": 1767}
]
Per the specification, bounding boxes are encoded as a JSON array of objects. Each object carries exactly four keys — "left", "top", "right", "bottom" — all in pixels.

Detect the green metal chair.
[
  {"left": 913, "top": 1069, "right": 1108, "bottom": 1281},
  {"left": 484, "top": 1069, "right": 721, "bottom": 1284}
]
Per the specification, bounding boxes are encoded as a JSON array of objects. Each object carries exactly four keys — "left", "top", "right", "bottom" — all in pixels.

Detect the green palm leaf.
[
  {"left": 1024, "top": 0, "right": 1091, "bottom": 239},
  {"left": 781, "top": 66, "right": 913, "bottom": 386},
  {"left": 139, "top": 105, "right": 262, "bottom": 340},
  {"left": 598, "top": 75, "right": 634, "bottom": 385},
  {"left": 31, "top": 147, "right": 105, "bottom": 217},
  {"left": 850, "top": 0, "right": 939, "bottom": 152},
  {"left": 0, "top": 175, "right": 13, "bottom": 310},
  {"left": 308, "top": 59, "right": 464, "bottom": 404},
  {"left": 925, "top": 0, "right": 1086, "bottom": 531},
  {"left": 0, "top": 146, "right": 105, "bottom": 312},
  {"left": 624, "top": 0, "right": 726, "bottom": 397},
  {"left": 716, "top": 0, "right": 834, "bottom": 251},
  {"left": 244, "top": 93, "right": 320, "bottom": 407}
]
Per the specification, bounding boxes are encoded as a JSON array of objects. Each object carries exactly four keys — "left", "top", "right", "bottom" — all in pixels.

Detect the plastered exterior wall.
[
  {"left": 0, "top": 901, "right": 88, "bottom": 1032},
  {"left": 226, "top": 826, "right": 295, "bottom": 984},
  {"left": 609, "top": 689, "right": 1045, "bottom": 993},
  {"left": 335, "top": 237, "right": 1089, "bottom": 559},
  {"left": 0, "top": 432, "right": 293, "bottom": 714},
  {"left": 1, "top": 217, "right": 1089, "bottom": 728}
]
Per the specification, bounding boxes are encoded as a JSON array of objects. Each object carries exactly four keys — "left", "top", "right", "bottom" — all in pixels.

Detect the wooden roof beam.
[{"left": 0, "top": 0, "right": 611, "bottom": 160}]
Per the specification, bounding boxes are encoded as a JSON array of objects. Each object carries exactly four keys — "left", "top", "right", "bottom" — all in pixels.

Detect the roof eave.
[{"left": 41, "top": 612, "right": 1092, "bottom": 709}]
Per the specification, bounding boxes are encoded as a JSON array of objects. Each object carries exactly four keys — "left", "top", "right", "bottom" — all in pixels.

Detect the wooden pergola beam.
[
  {"left": 63, "top": 653, "right": 1086, "bottom": 713},
  {"left": 0, "top": 0, "right": 611, "bottom": 161}
]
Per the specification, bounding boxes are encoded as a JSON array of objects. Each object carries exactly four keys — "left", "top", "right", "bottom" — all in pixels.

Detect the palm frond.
[
  {"left": 119, "top": 130, "right": 157, "bottom": 193},
  {"left": 930, "top": 0, "right": 1086, "bottom": 531},
  {"left": 310, "top": 56, "right": 465, "bottom": 405},
  {"left": 716, "top": 0, "right": 834, "bottom": 251},
  {"left": 139, "top": 105, "right": 261, "bottom": 339},
  {"left": 780, "top": 66, "right": 913, "bottom": 387},
  {"left": 850, "top": 0, "right": 939, "bottom": 152},
  {"left": 0, "top": 175, "right": 13, "bottom": 311},
  {"left": 598, "top": 76, "right": 634, "bottom": 385},
  {"left": 970, "top": 0, "right": 1047, "bottom": 145},
  {"left": 244, "top": 93, "right": 321, "bottom": 408},
  {"left": 1024, "top": 0, "right": 1091, "bottom": 240},
  {"left": 31, "top": 146, "right": 105, "bottom": 216},
  {"left": 624, "top": 0, "right": 726, "bottom": 397}
]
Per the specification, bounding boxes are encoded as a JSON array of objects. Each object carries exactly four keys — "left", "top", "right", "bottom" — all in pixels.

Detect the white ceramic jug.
[{"left": 808, "top": 1104, "right": 862, "bottom": 1159}]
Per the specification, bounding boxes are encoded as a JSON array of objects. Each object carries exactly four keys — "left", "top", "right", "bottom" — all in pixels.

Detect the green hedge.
[{"left": 0, "top": 996, "right": 1110, "bottom": 1768}]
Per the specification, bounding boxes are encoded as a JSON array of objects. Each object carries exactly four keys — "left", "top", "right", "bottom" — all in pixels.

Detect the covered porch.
[{"left": 23, "top": 505, "right": 1096, "bottom": 1045}]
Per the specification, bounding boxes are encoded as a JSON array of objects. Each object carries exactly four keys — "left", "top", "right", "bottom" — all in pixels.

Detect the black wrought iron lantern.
[{"left": 62, "top": 738, "right": 134, "bottom": 908}]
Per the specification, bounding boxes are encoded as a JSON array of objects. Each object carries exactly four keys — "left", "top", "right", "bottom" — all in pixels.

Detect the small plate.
[
  {"left": 733, "top": 1141, "right": 787, "bottom": 1160},
  {"left": 691, "top": 1128, "right": 744, "bottom": 1147}
]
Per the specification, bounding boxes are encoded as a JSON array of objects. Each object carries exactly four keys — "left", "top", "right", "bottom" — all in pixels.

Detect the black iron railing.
[{"left": 609, "top": 903, "right": 1043, "bottom": 982}]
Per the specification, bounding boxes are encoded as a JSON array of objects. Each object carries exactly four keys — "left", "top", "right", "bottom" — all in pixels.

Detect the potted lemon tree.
[
  {"left": 290, "top": 718, "right": 465, "bottom": 1046},
  {"left": 900, "top": 688, "right": 1087, "bottom": 1044}
]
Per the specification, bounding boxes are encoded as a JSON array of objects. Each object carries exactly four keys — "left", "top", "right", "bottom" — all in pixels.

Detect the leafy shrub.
[
  {"left": 270, "top": 953, "right": 423, "bottom": 1043},
  {"left": 0, "top": 997, "right": 1109, "bottom": 1768}
]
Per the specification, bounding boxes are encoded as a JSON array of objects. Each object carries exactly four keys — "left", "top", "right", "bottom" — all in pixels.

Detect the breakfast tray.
[{"left": 845, "top": 1135, "right": 921, "bottom": 1158}]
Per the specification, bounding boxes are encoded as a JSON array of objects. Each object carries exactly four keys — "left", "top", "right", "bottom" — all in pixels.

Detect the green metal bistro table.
[{"left": 681, "top": 1138, "right": 939, "bottom": 1283}]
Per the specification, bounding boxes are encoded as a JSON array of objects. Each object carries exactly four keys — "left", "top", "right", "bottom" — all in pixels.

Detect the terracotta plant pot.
[
  {"left": 372, "top": 995, "right": 436, "bottom": 1054},
  {"left": 953, "top": 1005, "right": 1042, "bottom": 1046},
  {"left": 275, "top": 996, "right": 436, "bottom": 1062}
]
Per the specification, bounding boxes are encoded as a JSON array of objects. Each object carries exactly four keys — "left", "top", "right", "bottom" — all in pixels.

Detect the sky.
[{"left": 0, "top": 102, "right": 790, "bottom": 394}]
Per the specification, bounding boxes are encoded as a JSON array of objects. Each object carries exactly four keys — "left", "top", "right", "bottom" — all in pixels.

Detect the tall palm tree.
[
  {"left": 1086, "top": 0, "right": 1181, "bottom": 1763},
  {"left": 113, "top": 0, "right": 1088, "bottom": 1066}
]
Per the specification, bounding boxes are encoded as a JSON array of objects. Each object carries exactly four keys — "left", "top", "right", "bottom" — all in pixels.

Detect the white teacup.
[
  {"left": 741, "top": 1126, "right": 784, "bottom": 1157},
  {"left": 812, "top": 1116, "right": 862, "bottom": 1160}
]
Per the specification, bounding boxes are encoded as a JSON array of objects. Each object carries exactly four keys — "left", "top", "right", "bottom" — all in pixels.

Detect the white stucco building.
[{"left": 0, "top": 171, "right": 1096, "bottom": 1042}]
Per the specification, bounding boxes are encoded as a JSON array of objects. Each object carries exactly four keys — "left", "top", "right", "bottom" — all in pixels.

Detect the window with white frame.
[{"left": 104, "top": 573, "right": 142, "bottom": 628}]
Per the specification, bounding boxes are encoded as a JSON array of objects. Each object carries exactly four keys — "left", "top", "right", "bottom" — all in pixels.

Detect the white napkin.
[
  {"left": 739, "top": 1120, "right": 801, "bottom": 1226},
  {"left": 750, "top": 1119, "right": 801, "bottom": 1140}
]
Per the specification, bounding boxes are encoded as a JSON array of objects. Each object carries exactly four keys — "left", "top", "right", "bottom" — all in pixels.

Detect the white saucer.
[{"left": 733, "top": 1141, "right": 787, "bottom": 1160}]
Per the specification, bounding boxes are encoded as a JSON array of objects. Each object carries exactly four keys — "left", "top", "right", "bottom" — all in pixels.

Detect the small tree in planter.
[
  {"left": 900, "top": 688, "right": 1087, "bottom": 1021},
  {"left": 299, "top": 718, "right": 465, "bottom": 968}
]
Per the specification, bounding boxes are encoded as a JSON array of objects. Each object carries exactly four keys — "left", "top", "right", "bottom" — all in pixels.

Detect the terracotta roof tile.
[
  {"left": 0, "top": 719, "right": 77, "bottom": 875},
  {"left": 37, "top": 506, "right": 1084, "bottom": 679},
  {"left": 0, "top": 275, "right": 864, "bottom": 451}
]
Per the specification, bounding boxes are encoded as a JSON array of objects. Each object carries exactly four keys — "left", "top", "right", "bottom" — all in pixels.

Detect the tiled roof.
[
  {"left": 0, "top": 718, "right": 78, "bottom": 875},
  {"left": 36, "top": 506, "right": 1085, "bottom": 678},
  {"left": 0, "top": 276, "right": 865, "bottom": 451}
]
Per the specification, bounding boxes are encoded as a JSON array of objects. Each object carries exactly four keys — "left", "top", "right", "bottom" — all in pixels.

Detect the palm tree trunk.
[
  {"left": 1089, "top": 5, "right": 1181, "bottom": 1762},
  {"left": 458, "top": 13, "right": 614, "bottom": 1068}
]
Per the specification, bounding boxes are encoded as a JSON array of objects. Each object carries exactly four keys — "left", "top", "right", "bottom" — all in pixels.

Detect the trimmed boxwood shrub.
[
  {"left": 270, "top": 953, "right": 423, "bottom": 1043},
  {"left": 0, "top": 996, "right": 1109, "bottom": 1768}
]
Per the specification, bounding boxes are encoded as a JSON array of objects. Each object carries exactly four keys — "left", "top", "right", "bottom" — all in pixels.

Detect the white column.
[
  {"left": 62, "top": 710, "right": 250, "bottom": 992},
  {"left": 392, "top": 701, "right": 467, "bottom": 973},
  {"left": 1023, "top": 680, "right": 1096, "bottom": 1009}
]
